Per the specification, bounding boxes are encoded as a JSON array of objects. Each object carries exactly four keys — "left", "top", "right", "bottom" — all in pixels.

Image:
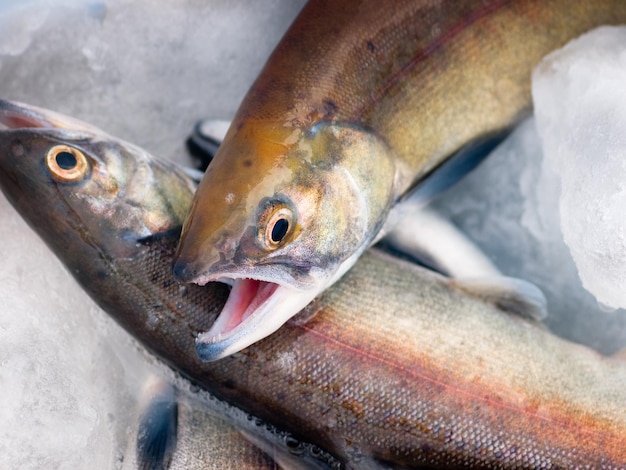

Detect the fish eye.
[
  {"left": 271, "top": 217, "right": 289, "bottom": 243},
  {"left": 46, "top": 145, "right": 90, "bottom": 182},
  {"left": 258, "top": 200, "right": 297, "bottom": 249}
]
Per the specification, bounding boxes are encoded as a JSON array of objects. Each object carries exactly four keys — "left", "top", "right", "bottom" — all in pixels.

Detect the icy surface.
[
  {"left": 0, "top": 0, "right": 305, "bottom": 165},
  {"left": 533, "top": 26, "right": 626, "bottom": 311}
]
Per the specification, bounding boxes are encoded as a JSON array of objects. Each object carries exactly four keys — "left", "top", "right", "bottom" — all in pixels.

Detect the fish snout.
[
  {"left": 173, "top": 226, "right": 239, "bottom": 284},
  {"left": 172, "top": 248, "right": 224, "bottom": 285}
]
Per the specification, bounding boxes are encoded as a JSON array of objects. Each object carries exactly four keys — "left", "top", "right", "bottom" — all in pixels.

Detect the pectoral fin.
[
  {"left": 133, "top": 378, "right": 178, "bottom": 470},
  {"left": 402, "top": 129, "right": 511, "bottom": 207},
  {"left": 380, "top": 131, "right": 508, "bottom": 275},
  {"left": 186, "top": 119, "right": 231, "bottom": 171},
  {"left": 451, "top": 276, "right": 548, "bottom": 321}
]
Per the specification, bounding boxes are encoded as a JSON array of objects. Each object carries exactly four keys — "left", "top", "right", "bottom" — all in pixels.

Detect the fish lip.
[
  {"left": 0, "top": 99, "right": 103, "bottom": 135},
  {"left": 192, "top": 271, "right": 287, "bottom": 287},
  {"left": 195, "top": 279, "right": 318, "bottom": 362},
  {"left": 0, "top": 99, "right": 61, "bottom": 129}
]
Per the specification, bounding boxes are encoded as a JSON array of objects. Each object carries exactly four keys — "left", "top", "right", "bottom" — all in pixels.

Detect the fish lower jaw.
[
  {"left": 195, "top": 282, "right": 320, "bottom": 362},
  {"left": 213, "top": 278, "right": 280, "bottom": 336}
]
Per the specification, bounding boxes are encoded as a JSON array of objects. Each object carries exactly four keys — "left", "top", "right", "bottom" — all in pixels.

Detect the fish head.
[
  {"left": 173, "top": 119, "right": 397, "bottom": 360},
  {"left": 0, "top": 100, "right": 195, "bottom": 264}
]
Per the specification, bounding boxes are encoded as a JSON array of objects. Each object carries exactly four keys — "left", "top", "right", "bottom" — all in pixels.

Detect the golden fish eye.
[
  {"left": 258, "top": 201, "right": 296, "bottom": 249},
  {"left": 46, "top": 145, "right": 90, "bottom": 182}
]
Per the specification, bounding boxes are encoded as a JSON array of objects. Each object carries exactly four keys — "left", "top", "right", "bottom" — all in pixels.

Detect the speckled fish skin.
[
  {"left": 1, "top": 102, "right": 626, "bottom": 468},
  {"left": 173, "top": 0, "right": 626, "bottom": 360},
  {"left": 167, "top": 407, "right": 278, "bottom": 470}
]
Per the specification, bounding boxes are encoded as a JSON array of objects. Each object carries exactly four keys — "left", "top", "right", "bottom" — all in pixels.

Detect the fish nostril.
[
  {"left": 217, "top": 241, "right": 234, "bottom": 254},
  {"left": 11, "top": 142, "right": 24, "bottom": 157},
  {"left": 172, "top": 259, "right": 194, "bottom": 283}
]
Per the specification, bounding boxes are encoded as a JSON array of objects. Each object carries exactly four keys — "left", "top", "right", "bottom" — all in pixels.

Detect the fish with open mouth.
[
  {"left": 172, "top": 0, "right": 626, "bottom": 361},
  {"left": 1, "top": 100, "right": 626, "bottom": 468}
]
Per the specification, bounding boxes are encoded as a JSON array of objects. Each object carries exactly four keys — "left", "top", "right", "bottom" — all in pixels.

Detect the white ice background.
[
  {"left": 533, "top": 26, "right": 626, "bottom": 311},
  {"left": 0, "top": 1, "right": 625, "bottom": 468}
]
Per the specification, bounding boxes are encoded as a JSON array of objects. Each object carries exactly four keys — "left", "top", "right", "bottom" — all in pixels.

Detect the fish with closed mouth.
[
  {"left": 172, "top": 0, "right": 626, "bottom": 361},
  {"left": 1, "top": 100, "right": 626, "bottom": 468}
]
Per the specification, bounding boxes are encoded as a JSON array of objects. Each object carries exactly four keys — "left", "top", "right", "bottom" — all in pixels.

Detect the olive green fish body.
[
  {"left": 174, "top": 0, "right": 626, "bottom": 360},
  {"left": 1, "top": 102, "right": 626, "bottom": 467},
  {"left": 231, "top": 0, "right": 626, "bottom": 179}
]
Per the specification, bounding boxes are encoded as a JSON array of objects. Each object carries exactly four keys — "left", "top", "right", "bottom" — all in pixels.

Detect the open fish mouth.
[
  {"left": 195, "top": 276, "right": 314, "bottom": 362},
  {"left": 191, "top": 248, "right": 363, "bottom": 362},
  {"left": 209, "top": 278, "right": 280, "bottom": 335}
]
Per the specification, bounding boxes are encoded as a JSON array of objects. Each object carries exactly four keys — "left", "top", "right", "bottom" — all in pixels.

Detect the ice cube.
[{"left": 533, "top": 26, "right": 626, "bottom": 311}]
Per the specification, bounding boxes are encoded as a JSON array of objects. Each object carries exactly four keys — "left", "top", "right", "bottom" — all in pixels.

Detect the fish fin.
[
  {"left": 180, "top": 166, "right": 205, "bottom": 183},
  {"left": 135, "top": 228, "right": 183, "bottom": 245},
  {"left": 186, "top": 119, "right": 231, "bottom": 171},
  {"left": 401, "top": 129, "right": 511, "bottom": 207},
  {"left": 378, "top": 130, "right": 509, "bottom": 274},
  {"left": 134, "top": 378, "right": 178, "bottom": 470},
  {"left": 380, "top": 205, "right": 500, "bottom": 278},
  {"left": 451, "top": 276, "right": 548, "bottom": 321},
  {"left": 239, "top": 430, "right": 338, "bottom": 470}
]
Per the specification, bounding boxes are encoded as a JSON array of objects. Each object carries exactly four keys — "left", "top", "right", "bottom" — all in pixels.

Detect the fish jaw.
[
  {"left": 194, "top": 245, "right": 365, "bottom": 361},
  {"left": 195, "top": 279, "right": 315, "bottom": 361},
  {"left": 0, "top": 99, "right": 110, "bottom": 135}
]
